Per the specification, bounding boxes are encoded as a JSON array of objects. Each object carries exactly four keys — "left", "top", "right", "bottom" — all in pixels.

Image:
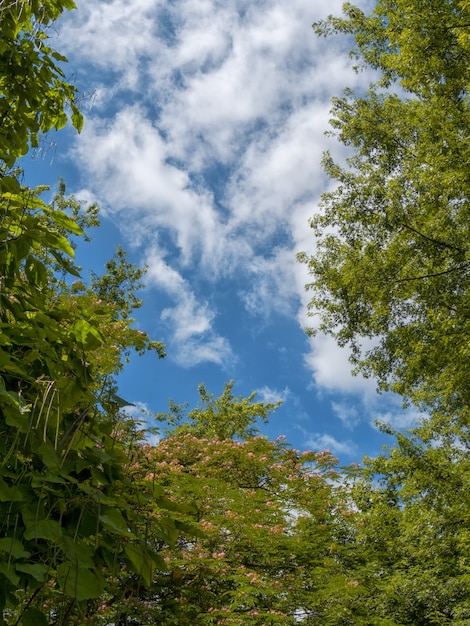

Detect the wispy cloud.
[
  {"left": 61, "top": 0, "right": 378, "bottom": 397},
  {"left": 256, "top": 385, "right": 290, "bottom": 405},
  {"left": 371, "top": 405, "right": 423, "bottom": 431},
  {"left": 331, "top": 401, "right": 360, "bottom": 430},
  {"left": 146, "top": 247, "right": 234, "bottom": 367},
  {"left": 306, "top": 432, "right": 356, "bottom": 458}
]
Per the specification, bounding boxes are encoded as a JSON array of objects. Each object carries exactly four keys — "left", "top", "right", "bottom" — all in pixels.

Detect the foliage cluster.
[
  {"left": 298, "top": 0, "right": 470, "bottom": 622},
  {"left": 0, "top": 2, "right": 172, "bottom": 624},
  {"left": 299, "top": 0, "right": 470, "bottom": 422}
]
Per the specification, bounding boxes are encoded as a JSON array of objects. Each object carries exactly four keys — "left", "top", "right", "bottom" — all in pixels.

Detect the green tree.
[
  {"left": 160, "top": 380, "right": 280, "bottom": 440},
  {"left": 350, "top": 423, "right": 470, "bottom": 625},
  {"left": 0, "top": 182, "right": 173, "bottom": 625},
  {"left": 123, "top": 385, "right": 365, "bottom": 625},
  {"left": 298, "top": 5, "right": 470, "bottom": 621},
  {"left": 0, "top": 0, "right": 83, "bottom": 168},
  {"left": 299, "top": 0, "right": 470, "bottom": 421},
  {"left": 0, "top": 3, "right": 177, "bottom": 623}
]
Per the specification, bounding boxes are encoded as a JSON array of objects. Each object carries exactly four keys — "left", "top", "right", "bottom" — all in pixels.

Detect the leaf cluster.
[
  {"left": 0, "top": 0, "right": 83, "bottom": 167},
  {"left": 301, "top": 0, "right": 470, "bottom": 418},
  {"left": 0, "top": 3, "right": 175, "bottom": 622}
]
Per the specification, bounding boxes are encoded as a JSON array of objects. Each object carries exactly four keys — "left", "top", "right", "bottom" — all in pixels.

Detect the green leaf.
[
  {"left": 61, "top": 536, "right": 95, "bottom": 569},
  {"left": 0, "top": 563, "right": 20, "bottom": 586},
  {"left": 57, "top": 563, "right": 104, "bottom": 601},
  {"left": 24, "top": 256, "right": 48, "bottom": 289},
  {"left": 99, "top": 508, "right": 133, "bottom": 537},
  {"left": 109, "top": 392, "right": 134, "bottom": 409},
  {"left": 37, "top": 442, "right": 60, "bottom": 471},
  {"left": 50, "top": 209, "right": 83, "bottom": 235},
  {"left": 0, "top": 538, "right": 30, "bottom": 560},
  {"left": 15, "top": 563, "right": 49, "bottom": 582},
  {"left": 21, "top": 609, "right": 49, "bottom": 626},
  {"left": 71, "top": 104, "right": 84, "bottom": 133},
  {"left": 72, "top": 319, "right": 103, "bottom": 350},
  {"left": 44, "top": 231, "right": 75, "bottom": 257},
  {"left": 23, "top": 519, "right": 62, "bottom": 542},
  {"left": 124, "top": 543, "right": 161, "bottom": 586}
]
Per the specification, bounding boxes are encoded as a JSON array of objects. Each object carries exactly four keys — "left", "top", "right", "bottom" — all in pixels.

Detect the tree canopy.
[
  {"left": 0, "top": 3, "right": 173, "bottom": 623},
  {"left": 299, "top": 0, "right": 470, "bottom": 421},
  {"left": 127, "top": 386, "right": 364, "bottom": 626},
  {"left": 0, "top": 0, "right": 83, "bottom": 167}
]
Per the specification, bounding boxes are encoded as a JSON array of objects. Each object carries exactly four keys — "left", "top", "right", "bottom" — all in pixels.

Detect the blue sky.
[{"left": 24, "top": 0, "right": 419, "bottom": 463}]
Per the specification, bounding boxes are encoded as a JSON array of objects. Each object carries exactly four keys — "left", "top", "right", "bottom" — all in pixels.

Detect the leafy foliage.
[
  {"left": 351, "top": 423, "right": 470, "bottom": 625},
  {"left": 127, "top": 387, "right": 363, "bottom": 625},
  {"left": 298, "top": 2, "right": 470, "bottom": 623},
  {"left": 0, "top": 0, "right": 83, "bottom": 167},
  {"left": 159, "top": 380, "right": 280, "bottom": 440},
  {"left": 0, "top": 3, "right": 174, "bottom": 623},
  {"left": 299, "top": 0, "right": 470, "bottom": 419},
  {"left": 0, "top": 176, "right": 174, "bottom": 625}
]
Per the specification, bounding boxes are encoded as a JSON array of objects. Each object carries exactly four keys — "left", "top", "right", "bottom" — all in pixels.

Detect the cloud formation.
[
  {"left": 61, "top": 0, "right": 376, "bottom": 399},
  {"left": 306, "top": 432, "right": 356, "bottom": 458}
]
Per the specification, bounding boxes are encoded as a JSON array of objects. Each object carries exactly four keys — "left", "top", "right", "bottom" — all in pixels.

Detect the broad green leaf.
[
  {"left": 21, "top": 609, "right": 49, "bottom": 626},
  {"left": 44, "top": 231, "right": 75, "bottom": 257},
  {"left": 61, "top": 536, "right": 95, "bottom": 569},
  {"left": 24, "top": 256, "right": 48, "bottom": 289},
  {"left": 71, "top": 319, "right": 103, "bottom": 350},
  {"left": 37, "top": 442, "right": 60, "bottom": 471},
  {"left": 50, "top": 209, "right": 83, "bottom": 235},
  {"left": 71, "top": 104, "right": 84, "bottom": 133},
  {"left": 0, "top": 538, "right": 30, "bottom": 560},
  {"left": 109, "top": 392, "right": 134, "bottom": 409},
  {"left": 99, "top": 508, "right": 132, "bottom": 536},
  {"left": 0, "top": 482, "right": 31, "bottom": 503},
  {"left": 124, "top": 543, "right": 159, "bottom": 586},
  {"left": 15, "top": 563, "right": 49, "bottom": 582},
  {"left": 0, "top": 563, "right": 20, "bottom": 586},
  {"left": 23, "top": 519, "right": 62, "bottom": 542},
  {"left": 57, "top": 563, "right": 104, "bottom": 601}
]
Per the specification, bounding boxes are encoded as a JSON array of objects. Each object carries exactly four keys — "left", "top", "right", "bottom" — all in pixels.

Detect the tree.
[
  {"left": 159, "top": 380, "right": 281, "bottom": 440},
  {"left": 0, "top": 0, "right": 83, "bottom": 168},
  {"left": 124, "top": 384, "right": 366, "bottom": 625},
  {"left": 0, "top": 4, "right": 177, "bottom": 623},
  {"left": 298, "top": 6, "right": 470, "bottom": 621},
  {"left": 0, "top": 182, "right": 174, "bottom": 625},
  {"left": 349, "top": 422, "right": 470, "bottom": 625},
  {"left": 298, "top": 0, "right": 470, "bottom": 421}
]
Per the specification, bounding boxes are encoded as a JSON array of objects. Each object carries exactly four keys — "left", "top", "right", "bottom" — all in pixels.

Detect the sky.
[{"left": 25, "top": 0, "right": 419, "bottom": 463}]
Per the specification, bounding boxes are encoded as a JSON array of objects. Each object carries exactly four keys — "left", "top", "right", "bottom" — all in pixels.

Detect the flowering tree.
[{"left": 119, "top": 385, "right": 365, "bottom": 625}]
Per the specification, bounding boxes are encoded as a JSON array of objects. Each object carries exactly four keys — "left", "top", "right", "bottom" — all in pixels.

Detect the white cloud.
[
  {"left": 304, "top": 334, "right": 377, "bottom": 397},
  {"left": 256, "top": 385, "right": 290, "bottom": 405},
  {"left": 145, "top": 247, "right": 233, "bottom": 367},
  {"left": 331, "top": 401, "right": 360, "bottom": 430},
  {"left": 62, "top": 0, "right": 162, "bottom": 88},
  {"left": 306, "top": 432, "right": 356, "bottom": 457},
  {"left": 161, "top": 296, "right": 213, "bottom": 342},
  {"left": 371, "top": 405, "right": 423, "bottom": 431},
  {"left": 237, "top": 248, "right": 300, "bottom": 319},
  {"left": 60, "top": 0, "right": 379, "bottom": 393}
]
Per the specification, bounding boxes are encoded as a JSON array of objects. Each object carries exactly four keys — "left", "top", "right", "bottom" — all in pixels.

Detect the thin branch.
[
  {"left": 398, "top": 222, "right": 466, "bottom": 254},
  {"left": 392, "top": 262, "right": 470, "bottom": 284}
]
